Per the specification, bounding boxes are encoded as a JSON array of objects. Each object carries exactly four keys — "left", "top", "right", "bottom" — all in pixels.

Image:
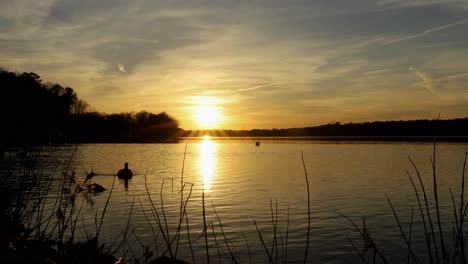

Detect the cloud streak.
[
  {"left": 384, "top": 18, "right": 468, "bottom": 45},
  {"left": 232, "top": 81, "right": 284, "bottom": 93},
  {"left": 409, "top": 66, "right": 436, "bottom": 93},
  {"left": 117, "top": 64, "right": 126, "bottom": 72}
]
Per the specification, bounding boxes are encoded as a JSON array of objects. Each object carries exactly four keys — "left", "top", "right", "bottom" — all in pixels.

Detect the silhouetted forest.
[
  {"left": 187, "top": 118, "right": 468, "bottom": 141},
  {"left": 0, "top": 69, "right": 181, "bottom": 146}
]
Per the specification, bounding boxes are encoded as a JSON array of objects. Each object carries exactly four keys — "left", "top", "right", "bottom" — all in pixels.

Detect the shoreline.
[{"left": 182, "top": 135, "right": 468, "bottom": 142}]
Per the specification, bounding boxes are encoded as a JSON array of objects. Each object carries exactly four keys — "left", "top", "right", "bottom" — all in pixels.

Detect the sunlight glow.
[
  {"left": 199, "top": 137, "right": 216, "bottom": 191},
  {"left": 192, "top": 96, "right": 223, "bottom": 129},
  {"left": 196, "top": 105, "right": 220, "bottom": 127}
]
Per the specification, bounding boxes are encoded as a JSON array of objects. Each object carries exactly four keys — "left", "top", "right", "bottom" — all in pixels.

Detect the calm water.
[{"left": 34, "top": 139, "right": 468, "bottom": 263}]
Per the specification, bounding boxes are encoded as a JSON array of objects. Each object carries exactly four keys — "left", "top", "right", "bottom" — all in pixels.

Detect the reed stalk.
[
  {"left": 270, "top": 198, "right": 279, "bottom": 264},
  {"left": 385, "top": 194, "right": 419, "bottom": 263},
  {"left": 144, "top": 174, "right": 174, "bottom": 257},
  {"left": 458, "top": 152, "right": 467, "bottom": 263},
  {"left": 137, "top": 196, "right": 160, "bottom": 256},
  {"left": 212, "top": 201, "right": 238, "bottom": 264},
  {"left": 409, "top": 157, "right": 440, "bottom": 262},
  {"left": 202, "top": 183, "right": 210, "bottom": 264},
  {"left": 160, "top": 178, "right": 170, "bottom": 240},
  {"left": 69, "top": 192, "right": 86, "bottom": 243},
  {"left": 405, "top": 168, "right": 434, "bottom": 264},
  {"left": 449, "top": 189, "right": 461, "bottom": 263},
  {"left": 176, "top": 140, "right": 189, "bottom": 253},
  {"left": 96, "top": 174, "right": 115, "bottom": 239},
  {"left": 301, "top": 152, "right": 311, "bottom": 264},
  {"left": 407, "top": 205, "right": 414, "bottom": 264},
  {"left": 337, "top": 212, "right": 389, "bottom": 264},
  {"left": 254, "top": 219, "right": 274, "bottom": 264},
  {"left": 431, "top": 139, "right": 447, "bottom": 261},
  {"left": 284, "top": 205, "right": 290, "bottom": 264},
  {"left": 112, "top": 197, "right": 135, "bottom": 253},
  {"left": 242, "top": 232, "right": 252, "bottom": 264},
  {"left": 172, "top": 182, "right": 194, "bottom": 254},
  {"left": 185, "top": 210, "right": 196, "bottom": 264},
  {"left": 210, "top": 223, "right": 222, "bottom": 264}
]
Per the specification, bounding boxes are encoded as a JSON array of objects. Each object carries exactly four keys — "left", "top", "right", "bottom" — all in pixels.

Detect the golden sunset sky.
[{"left": 1, "top": 1, "right": 468, "bottom": 129}]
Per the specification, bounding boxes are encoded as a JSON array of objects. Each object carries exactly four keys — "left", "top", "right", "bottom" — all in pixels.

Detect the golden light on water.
[{"left": 199, "top": 137, "right": 216, "bottom": 191}]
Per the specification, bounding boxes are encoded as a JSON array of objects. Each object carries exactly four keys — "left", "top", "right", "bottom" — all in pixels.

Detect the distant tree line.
[
  {"left": 0, "top": 68, "right": 181, "bottom": 146},
  {"left": 188, "top": 118, "right": 468, "bottom": 140}
]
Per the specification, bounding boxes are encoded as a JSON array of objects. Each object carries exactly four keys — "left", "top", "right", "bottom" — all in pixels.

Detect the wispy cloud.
[
  {"left": 437, "top": 72, "right": 468, "bottom": 81},
  {"left": 409, "top": 66, "right": 436, "bottom": 93},
  {"left": 117, "top": 64, "right": 126, "bottom": 72},
  {"left": 378, "top": 0, "right": 468, "bottom": 10},
  {"left": 363, "top": 69, "right": 392, "bottom": 75},
  {"left": 233, "top": 81, "right": 284, "bottom": 93},
  {"left": 384, "top": 18, "right": 468, "bottom": 45}
]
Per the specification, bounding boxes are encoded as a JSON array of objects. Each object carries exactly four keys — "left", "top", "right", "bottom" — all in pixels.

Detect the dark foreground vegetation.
[
  {"left": 0, "top": 68, "right": 181, "bottom": 147},
  {"left": 0, "top": 148, "right": 193, "bottom": 264},
  {"left": 2, "top": 142, "right": 468, "bottom": 263}
]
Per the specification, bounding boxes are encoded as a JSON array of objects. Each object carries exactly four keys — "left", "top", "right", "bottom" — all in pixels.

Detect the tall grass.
[
  {"left": 341, "top": 140, "right": 468, "bottom": 264},
  {"left": 0, "top": 142, "right": 347, "bottom": 263},
  {"left": 0, "top": 146, "right": 122, "bottom": 263},
  {"left": 5, "top": 140, "right": 467, "bottom": 264}
]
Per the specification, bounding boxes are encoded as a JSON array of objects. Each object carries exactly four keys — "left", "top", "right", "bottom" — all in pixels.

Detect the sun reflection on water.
[{"left": 199, "top": 137, "right": 216, "bottom": 191}]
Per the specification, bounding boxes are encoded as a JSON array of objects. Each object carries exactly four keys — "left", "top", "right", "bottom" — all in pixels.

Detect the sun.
[
  {"left": 195, "top": 105, "right": 221, "bottom": 128},
  {"left": 191, "top": 96, "right": 223, "bottom": 129}
]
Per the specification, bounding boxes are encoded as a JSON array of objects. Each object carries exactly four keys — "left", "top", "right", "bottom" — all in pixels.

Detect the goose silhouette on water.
[
  {"left": 117, "top": 162, "right": 133, "bottom": 179},
  {"left": 88, "top": 183, "right": 106, "bottom": 193}
]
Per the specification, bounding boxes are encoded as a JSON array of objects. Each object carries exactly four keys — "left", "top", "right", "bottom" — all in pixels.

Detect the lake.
[{"left": 30, "top": 138, "right": 468, "bottom": 263}]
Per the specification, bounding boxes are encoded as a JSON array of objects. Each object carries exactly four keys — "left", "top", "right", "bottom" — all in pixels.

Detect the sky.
[{"left": 1, "top": 0, "right": 468, "bottom": 130}]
